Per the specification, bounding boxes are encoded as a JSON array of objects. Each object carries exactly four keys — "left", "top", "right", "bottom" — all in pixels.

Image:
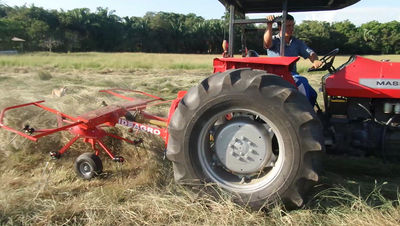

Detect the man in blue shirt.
[{"left": 263, "top": 14, "right": 322, "bottom": 106}]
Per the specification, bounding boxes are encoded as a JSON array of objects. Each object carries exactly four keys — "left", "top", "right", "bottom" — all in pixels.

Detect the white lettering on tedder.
[{"left": 118, "top": 118, "right": 161, "bottom": 135}]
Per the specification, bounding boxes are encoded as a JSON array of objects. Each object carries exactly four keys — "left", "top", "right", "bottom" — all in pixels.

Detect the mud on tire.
[{"left": 167, "top": 68, "right": 323, "bottom": 208}]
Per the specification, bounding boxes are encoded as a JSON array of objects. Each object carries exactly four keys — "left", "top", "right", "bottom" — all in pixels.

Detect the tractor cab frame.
[
  {"left": 213, "top": 0, "right": 361, "bottom": 87},
  {"left": 218, "top": 0, "right": 360, "bottom": 57}
]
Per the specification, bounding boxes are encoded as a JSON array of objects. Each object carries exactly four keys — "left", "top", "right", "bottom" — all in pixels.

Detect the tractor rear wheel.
[{"left": 167, "top": 68, "right": 323, "bottom": 208}]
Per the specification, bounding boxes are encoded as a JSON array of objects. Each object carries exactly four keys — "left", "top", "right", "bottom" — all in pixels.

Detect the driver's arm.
[
  {"left": 309, "top": 52, "right": 322, "bottom": 69},
  {"left": 298, "top": 41, "right": 322, "bottom": 69},
  {"left": 263, "top": 15, "right": 275, "bottom": 49}
]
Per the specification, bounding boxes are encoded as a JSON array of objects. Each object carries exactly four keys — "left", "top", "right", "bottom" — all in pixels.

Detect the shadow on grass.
[{"left": 306, "top": 154, "right": 400, "bottom": 210}]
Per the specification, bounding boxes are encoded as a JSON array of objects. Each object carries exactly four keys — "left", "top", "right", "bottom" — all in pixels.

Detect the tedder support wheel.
[
  {"left": 167, "top": 68, "right": 323, "bottom": 209},
  {"left": 74, "top": 152, "right": 103, "bottom": 180}
]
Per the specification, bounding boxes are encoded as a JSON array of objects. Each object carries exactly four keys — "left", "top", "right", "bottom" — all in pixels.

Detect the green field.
[
  {"left": 0, "top": 52, "right": 399, "bottom": 225},
  {"left": 1, "top": 52, "right": 399, "bottom": 71}
]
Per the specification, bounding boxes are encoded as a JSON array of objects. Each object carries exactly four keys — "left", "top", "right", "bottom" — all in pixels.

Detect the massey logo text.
[
  {"left": 376, "top": 81, "right": 400, "bottom": 86},
  {"left": 359, "top": 79, "right": 400, "bottom": 89}
]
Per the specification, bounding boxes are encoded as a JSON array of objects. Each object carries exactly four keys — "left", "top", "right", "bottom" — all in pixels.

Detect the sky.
[{"left": 2, "top": 0, "right": 400, "bottom": 25}]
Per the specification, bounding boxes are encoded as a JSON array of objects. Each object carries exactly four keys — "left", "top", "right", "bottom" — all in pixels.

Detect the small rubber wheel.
[{"left": 74, "top": 152, "right": 103, "bottom": 180}]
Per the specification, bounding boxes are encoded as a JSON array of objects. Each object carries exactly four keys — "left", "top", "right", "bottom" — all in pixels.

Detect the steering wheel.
[{"left": 308, "top": 48, "right": 339, "bottom": 73}]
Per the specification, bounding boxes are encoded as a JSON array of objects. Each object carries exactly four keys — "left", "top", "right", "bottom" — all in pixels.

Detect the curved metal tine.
[{"left": 7, "top": 134, "right": 19, "bottom": 145}]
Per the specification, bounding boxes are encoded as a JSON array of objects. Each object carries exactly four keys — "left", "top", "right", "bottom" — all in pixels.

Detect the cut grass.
[
  {"left": 37, "top": 70, "right": 53, "bottom": 81},
  {"left": 0, "top": 52, "right": 218, "bottom": 72},
  {"left": 0, "top": 52, "right": 399, "bottom": 225},
  {"left": 2, "top": 52, "right": 399, "bottom": 73}
]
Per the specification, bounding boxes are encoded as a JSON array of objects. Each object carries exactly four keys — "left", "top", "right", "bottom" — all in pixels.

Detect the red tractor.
[
  {"left": 1, "top": 0, "right": 400, "bottom": 209},
  {"left": 167, "top": 0, "right": 400, "bottom": 209}
]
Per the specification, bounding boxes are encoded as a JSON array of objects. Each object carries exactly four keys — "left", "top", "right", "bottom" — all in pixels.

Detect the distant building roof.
[{"left": 11, "top": 37, "right": 25, "bottom": 42}]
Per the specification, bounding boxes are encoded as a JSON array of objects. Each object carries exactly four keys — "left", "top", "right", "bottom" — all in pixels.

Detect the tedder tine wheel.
[
  {"left": 167, "top": 68, "right": 324, "bottom": 209},
  {"left": 74, "top": 152, "right": 103, "bottom": 180}
]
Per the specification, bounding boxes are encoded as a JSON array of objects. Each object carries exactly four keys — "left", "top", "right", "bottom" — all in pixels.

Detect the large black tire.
[
  {"left": 167, "top": 68, "right": 323, "bottom": 208},
  {"left": 74, "top": 152, "right": 103, "bottom": 180}
]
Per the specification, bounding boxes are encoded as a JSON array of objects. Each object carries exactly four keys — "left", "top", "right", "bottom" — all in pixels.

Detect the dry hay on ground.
[{"left": 0, "top": 65, "right": 399, "bottom": 225}]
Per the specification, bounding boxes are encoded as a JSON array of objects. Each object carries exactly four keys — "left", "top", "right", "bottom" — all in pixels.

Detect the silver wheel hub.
[
  {"left": 214, "top": 118, "right": 272, "bottom": 174},
  {"left": 80, "top": 162, "right": 92, "bottom": 176}
]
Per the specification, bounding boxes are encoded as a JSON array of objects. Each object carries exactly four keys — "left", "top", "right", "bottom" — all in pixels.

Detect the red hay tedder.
[
  {"left": 1, "top": 0, "right": 400, "bottom": 209},
  {"left": 0, "top": 89, "right": 185, "bottom": 179}
]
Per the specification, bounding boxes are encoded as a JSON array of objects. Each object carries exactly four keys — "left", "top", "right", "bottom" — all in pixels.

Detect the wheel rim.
[
  {"left": 79, "top": 161, "right": 93, "bottom": 177},
  {"left": 197, "top": 108, "right": 285, "bottom": 193}
]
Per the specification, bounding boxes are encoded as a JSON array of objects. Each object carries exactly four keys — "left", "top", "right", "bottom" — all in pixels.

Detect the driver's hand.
[
  {"left": 266, "top": 15, "right": 275, "bottom": 25},
  {"left": 311, "top": 60, "right": 322, "bottom": 69}
]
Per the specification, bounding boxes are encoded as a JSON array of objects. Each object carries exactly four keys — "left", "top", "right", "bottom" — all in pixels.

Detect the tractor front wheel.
[{"left": 167, "top": 68, "right": 323, "bottom": 208}]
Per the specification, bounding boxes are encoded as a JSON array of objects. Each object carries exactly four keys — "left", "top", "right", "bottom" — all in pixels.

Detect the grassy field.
[{"left": 0, "top": 52, "right": 399, "bottom": 225}]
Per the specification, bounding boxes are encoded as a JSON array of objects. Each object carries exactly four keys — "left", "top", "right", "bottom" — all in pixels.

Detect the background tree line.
[{"left": 0, "top": 4, "right": 399, "bottom": 54}]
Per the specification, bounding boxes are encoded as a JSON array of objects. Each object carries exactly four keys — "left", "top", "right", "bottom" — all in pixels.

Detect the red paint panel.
[
  {"left": 76, "top": 100, "right": 148, "bottom": 128},
  {"left": 325, "top": 56, "right": 400, "bottom": 98},
  {"left": 213, "top": 56, "right": 299, "bottom": 86}
]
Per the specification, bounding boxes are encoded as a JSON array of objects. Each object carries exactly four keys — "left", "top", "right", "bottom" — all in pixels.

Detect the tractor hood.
[{"left": 218, "top": 0, "right": 360, "bottom": 13}]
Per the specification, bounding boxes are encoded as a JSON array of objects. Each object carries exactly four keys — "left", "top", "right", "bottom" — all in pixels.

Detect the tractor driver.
[{"left": 263, "top": 14, "right": 322, "bottom": 106}]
